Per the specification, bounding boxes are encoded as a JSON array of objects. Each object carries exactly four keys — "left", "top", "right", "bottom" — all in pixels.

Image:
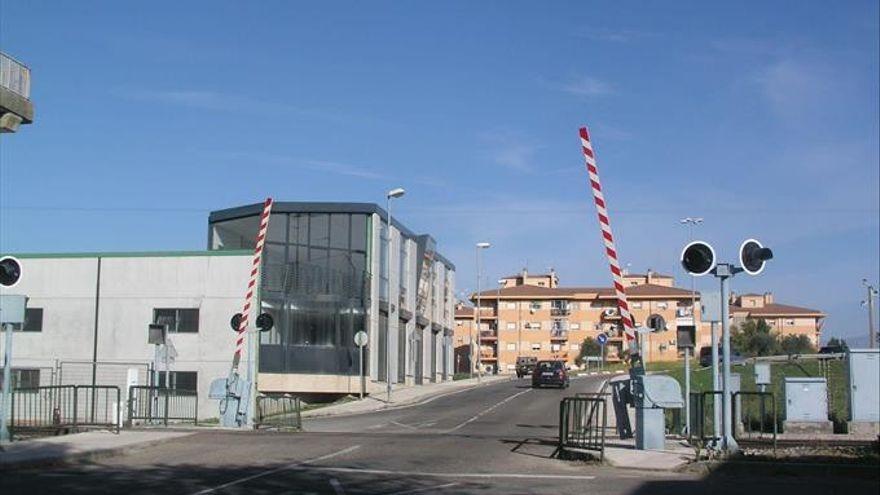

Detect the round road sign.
[
  {"left": 354, "top": 330, "right": 369, "bottom": 347},
  {"left": 597, "top": 333, "right": 608, "bottom": 345}
]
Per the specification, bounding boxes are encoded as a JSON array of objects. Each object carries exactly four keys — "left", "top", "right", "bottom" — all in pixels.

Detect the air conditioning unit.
[
  {"left": 524, "top": 322, "right": 532, "bottom": 329},
  {"left": 603, "top": 308, "right": 617, "bottom": 317}
]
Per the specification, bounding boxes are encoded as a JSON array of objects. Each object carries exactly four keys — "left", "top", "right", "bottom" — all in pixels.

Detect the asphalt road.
[{"left": 3, "top": 375, "right": 878, "bottom": 494}]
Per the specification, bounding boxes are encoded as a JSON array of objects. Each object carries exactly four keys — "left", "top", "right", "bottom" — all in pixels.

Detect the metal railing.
[
  {"left": 558, "top": 395, "right": 607, "bottom": 460},
  {"left": 0, "top": 52, "right": 31, "bottom": 99},
  {"left": 689, "top": 390, "right": 723, "bottom": 443},
  {"left": 733, "top": 391, "right": 777, "bottom": 450},
  {"left": 127, "top": 386, "right": 198, "bottom": 426},
  {"left": 9, "top": 385, "right": 121, "bottom": 439},
  {"left": 550, "top": 330, "right": 568, "bottom": 340},
  {"left": 255, "top": 395, "right": 302, "bottom": 430}
]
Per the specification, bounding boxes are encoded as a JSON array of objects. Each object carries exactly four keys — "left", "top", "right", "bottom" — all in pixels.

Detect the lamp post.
[
  {"left": 385, "top": 187, "right": 405, "bottom": 402},
  {"left": 863, "top": 279, "right": 878, "bottom": 349},
  {"left": 475, "top": 242, "right": 491, "bottom": 383},
  {"left": 679, "top": 217, "right": 703, "bottom": 437}
]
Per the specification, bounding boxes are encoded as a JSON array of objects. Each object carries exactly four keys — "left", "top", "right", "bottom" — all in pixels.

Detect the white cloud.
[
  {"left": 480, "top": 131, "right": 543, "bottom": 172},
  {"left": 558, "top": 76, "right": 614, "bottom": 97},
  {"left": 577, "top": 28, "right": 654, "bottom": 44}
]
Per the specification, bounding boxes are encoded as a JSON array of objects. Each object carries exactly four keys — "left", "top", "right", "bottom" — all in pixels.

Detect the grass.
[{"left": 649, "top": 358, "right": 850, "bottom": 433}]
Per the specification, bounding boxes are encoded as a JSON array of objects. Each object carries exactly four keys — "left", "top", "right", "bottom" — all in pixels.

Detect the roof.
[
  {"left": 3, "top": 250, "right": 252, "bottom": 259},
  {"left": 731, "top": 303, "right": 825, "bottom": 317},
  {"left": 623, "top": 272, "right": 673, "bottom": 278},
  {"left": 454, "top": 306, "right": 475, "bottom": 318},
  {"left": 209, "top": 201, "right": 455, "bottom": 270},
  {"left": 471, "top": 283, "right": 696, "bottom": 300},
  {"left": 501, "top": 272, "right": 555, "bottom": 279}
]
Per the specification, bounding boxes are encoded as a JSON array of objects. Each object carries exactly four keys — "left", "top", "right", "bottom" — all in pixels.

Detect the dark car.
[
  {"left": 532, "top": 360, "right": 569, "bottom": 389},
  {"left": 515, "top": 356, "right": 537, "bottom": 378},
  {"left": 699, "top": 345, "right": 745, "bottom": 367}
]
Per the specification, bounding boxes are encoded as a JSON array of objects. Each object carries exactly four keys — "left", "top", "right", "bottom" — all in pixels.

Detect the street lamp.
[
  {"left": 385, "top": 187, "right": 405, "bottom": 402},
  {"left": 862, "top": 279, "right": 878, "bottom": 349},
  {"left": 475, "top": 242, "right": 491, "bottom": 383},
  {"left": 679, "top": 217, "right": 703, "bottom": 437}
]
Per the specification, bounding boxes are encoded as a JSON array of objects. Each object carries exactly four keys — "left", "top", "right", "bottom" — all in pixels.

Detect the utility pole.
[
  {"left": 863, "top": 280, "right": 878, "bottom": 349},
  {"left": 679, "top": 217, "right": 703, "bottom": 437},
  {"left": 385, "top": 188, "right": 405, "bottom": 403}
]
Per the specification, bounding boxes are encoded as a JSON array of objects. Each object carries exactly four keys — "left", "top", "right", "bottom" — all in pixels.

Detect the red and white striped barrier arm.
[
  {"left": 232, "top": 197, "right": 274, "bottom": 371},
  {"left": 579, "top": 127, "right": 636, "bottom": 346}
]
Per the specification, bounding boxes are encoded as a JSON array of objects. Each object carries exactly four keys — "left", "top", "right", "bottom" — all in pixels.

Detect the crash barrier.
[
  {"left": 559, "top": 394, "right": 607, "bottom": 460},
  {"left": 733, "top": 391, "right": 777, "bottom": 449},
  {"left": 127, "top": 386, "right": 198, "bottom": 426},
  {"left": 255, "top": 395, "right": 303, "bottom": 430},
  {"left": 689, "top": 390, "right": 723, "bottom": 443},
  {"left": 9, "top": 385, "right": 121, "bottom": 439}
]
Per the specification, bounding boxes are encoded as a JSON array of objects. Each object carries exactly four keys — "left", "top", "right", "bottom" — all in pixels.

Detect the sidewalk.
[
  {"left": 602, "top": 437, "right": 696, "bottom": 471},
  {"left": 0, "top": 430, "right": 194, "bottom": 471},
  {"left": 301, "top": 375, "right": 511, "bottom": 419}
]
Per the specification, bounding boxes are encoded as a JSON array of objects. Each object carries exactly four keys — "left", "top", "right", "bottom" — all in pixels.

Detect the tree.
[
  {"left": 779, "top": 334, "right": 816, "bottom": 355},
  {"left": 576, "top": 337, "right": 602, "bottom": 365},
  {"left": 731, "top": 319, "right": 778, "bottom": 357}
]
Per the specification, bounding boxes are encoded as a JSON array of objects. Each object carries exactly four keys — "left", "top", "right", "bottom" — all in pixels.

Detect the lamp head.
[
  {"left": 387, "top": 188, "right": 406, "bottom": 199},
  {"left": 476, "top": 242, "right": 491, "bottom": 249}
]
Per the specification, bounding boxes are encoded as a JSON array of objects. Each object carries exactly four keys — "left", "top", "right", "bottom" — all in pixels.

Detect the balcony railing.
[
  {"left": 550, "top": 307, "right": 571, "bottom": 316},
  {"left": 0, "top": 52, "right": 31, "bottom": 99},
  {"left": 479, "top": 330, "right": 497, "bottom": 340},
  {"left": 551, "top": 330, "right": 568, "bottom": 340}
]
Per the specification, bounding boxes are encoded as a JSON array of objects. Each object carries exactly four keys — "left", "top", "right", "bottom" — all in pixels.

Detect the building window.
[
  {"left": 506, "top": 343, "right": 516, "bottom": 351},
  {"left": 570, "top": 323, "right": 580, "bottom": 330},
  {"left": 506, "top": 302, "right": 517, "bottom": 310},
  {"left": 154, "top": 308, "right": 199, "bottom": 333},
  {"left": 0, "top": 368, "right": 40, "bottom": 390},
  {"left": 656, "top": 302, "right": 668, "bottom": 310},
  {"left": 631, "top": 302, "right": 642, "bottom": 309},
  {"left": 506, "top": 322, "right": 516, "bottom": 330},
  {"left": 570, "top": 344, "right": 580, "bottom": 350},
  {"left": 531, "top": 343, "right": 541, "bottom": 351},
  {"left": 157, "top": 371, "right": 198, "bottom": 391},
  {"left": 526, "top": 322, "right": 541, "bottom": 330},
  {"left": 22, "top": 308, "right": 43, "bottom": 332},
  {"left": 785, "top": 319, "right": 795, "bottom": 326},
  {"left": 530, "top": 301, "right": 542, "bottom": 311},
  {"left": 551, "top": 344, "right": 561, "bottom": 352}
]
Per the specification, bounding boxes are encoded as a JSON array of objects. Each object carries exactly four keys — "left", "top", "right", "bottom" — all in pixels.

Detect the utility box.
[
  {"left": 785, "top": 377, "right": 828, "bottom": 422},
  {"left": 754, "top": 362, "right": 771, "bottom": 386},
  {"left": 847, "top": 349, "right": 879, "bottom": 429}
]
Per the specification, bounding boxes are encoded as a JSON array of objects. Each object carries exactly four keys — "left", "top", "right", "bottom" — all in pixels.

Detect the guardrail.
[
  {"left": 558, "top": 394, "right": 607, "bottom": 460},
  {"left": 9, "top": 385, "right": 121, "bottom": 439},
  {"left": 127, "top": 386, "right": 198, "bottom": 426},
  {"left": 733, "top": 391, "right": 777, "bottom": 450},
  {"left": 255, "top": 395, "right": 302, "bottom": 430},
  {"left": 0, "top": 52, "right": 31, "bottom": 99}
]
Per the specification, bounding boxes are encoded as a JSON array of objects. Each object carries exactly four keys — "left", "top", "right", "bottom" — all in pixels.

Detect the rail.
[
  {"left": 255, "top": 395, "right": 302, "bottom": 430},
  {"left": 558, "top": 395, "right": 607, "bottom": 460},
  {"left": 9, "top": 385, "right": 121, "bottom": 439},
  {"left": 127, "top": 386, "right": 198, "bottom": 426},
  {"left": 0, "top": 52, "right": 31, "bottom": 99}
]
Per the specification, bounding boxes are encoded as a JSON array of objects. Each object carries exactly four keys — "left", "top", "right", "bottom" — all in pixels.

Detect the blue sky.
[{"left": 1, "top": 1, "right": 878, "bottom": 344}]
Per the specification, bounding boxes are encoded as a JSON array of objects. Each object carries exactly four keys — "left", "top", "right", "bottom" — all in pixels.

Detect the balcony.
[
  {"left": 479, "top": 330, "right": 497, "bottom": 341},
  {"left": 550, "top": 330, "right": 568, "bottom": 340},
  {"left": 0, "top": 52, "right": 34, "bottom": 132}
]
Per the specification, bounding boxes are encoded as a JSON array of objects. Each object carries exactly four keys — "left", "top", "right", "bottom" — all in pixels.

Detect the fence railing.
[
  {"left": 733, "top": 391, "right": 777, "bottom": 449},
  {"left": 558, "top": 394, "right": 607, "bottom": 460},
  {"left": 9, "top": 385, "right": 121, "bottom": 439},
  {"left": 255, "top": 395, "right": 302, "bottom": 430},
  {"left": 689, "top": 390, "right": 723, "bottom": 443},
  {"left": 0, "top": 52, "right": 31, "bottom": 99},
  {"left": 127, "top": 386, "right": 198, "bottom": 426}
]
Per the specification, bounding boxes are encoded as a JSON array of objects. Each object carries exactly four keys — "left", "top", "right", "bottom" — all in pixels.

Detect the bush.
[
  {"left": 779, "top": 334, "right": 816, "bottom": 355},
  {"left": 732, "top": 319, "right": 778, "bottom": 357},
  {"left": 575, "top": 337, "right": 602, "bottom": 365}
]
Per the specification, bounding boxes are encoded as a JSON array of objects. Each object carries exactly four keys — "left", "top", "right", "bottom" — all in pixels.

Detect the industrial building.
[{"left": 1, "top": 202, "right": 456, "bottom": 419}]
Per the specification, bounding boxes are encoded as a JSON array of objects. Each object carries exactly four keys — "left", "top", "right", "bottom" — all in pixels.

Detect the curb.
[{"left": 0, "top": 432, "right": 196, "bottom": 472}]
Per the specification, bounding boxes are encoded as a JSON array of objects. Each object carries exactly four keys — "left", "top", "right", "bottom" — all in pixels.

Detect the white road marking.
[
  {"left": 304, "top": 466, "right": 596, "bottom": 480},
  {"left": 386, "top": 482, "right": 459, "bottom": 494},
  {"left": 190, "top": 445, "right": 361, "bottom": 495},
  {"left": 390, "top": 420, "right": 419, "bottom": 430},
  {"left": 329, "top": 478, "right": 346, "bottom": 495},
  {"left": 445, "top": 389, "right": 532, "bottom": 433}
]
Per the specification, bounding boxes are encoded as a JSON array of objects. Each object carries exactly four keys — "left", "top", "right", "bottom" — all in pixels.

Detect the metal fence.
[
  {"left": 127, "top": 386, "right": 198, "bottom": 426},
  {"left": 0, "top": 52, "right": 31, "bottom": 99},
  {"left": 255, "top": 395, "right": 302, "bottom": 430},
  {"left": 733, "top": 391, "right": 777, "bottom": 449},
  {"left": 689, "top": 390, "right": 723, "bottom": 443},
  {"left": 558, "top": 394, "right": 607, "bottom": 460},
  {"left": 9, "top": 385, "right": 121, "bottom": 439}
]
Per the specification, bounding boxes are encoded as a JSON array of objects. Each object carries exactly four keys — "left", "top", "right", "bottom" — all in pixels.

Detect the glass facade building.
[{"left": 208, "top": 202, "right": 456, "bottom": 391}]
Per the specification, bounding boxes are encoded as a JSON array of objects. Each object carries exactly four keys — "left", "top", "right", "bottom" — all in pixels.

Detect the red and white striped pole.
[
  {"left": 579, "top": 127, "right": 637, "bottom": 353},
  {"left": 232, "top": 197, "right": 274, "bottom": 371}
]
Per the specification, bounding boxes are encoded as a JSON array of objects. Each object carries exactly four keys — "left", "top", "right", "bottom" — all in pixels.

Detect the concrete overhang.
[{"left": 0, "top": 85, "right": 34, "bottom": 132}]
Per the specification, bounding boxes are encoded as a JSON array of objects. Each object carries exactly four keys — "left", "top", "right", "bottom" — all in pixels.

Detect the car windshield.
[{"left": 537, "top": 362, "right": 562, "bottom": 372}]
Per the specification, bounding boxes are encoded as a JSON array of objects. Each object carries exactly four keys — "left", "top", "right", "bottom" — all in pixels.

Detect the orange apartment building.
[
  {"left": 730, "top": 292, "right": 825, "bottom": 348},
  {"left": 456, "top": 269, "right": 705, "bottom": 374}
]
